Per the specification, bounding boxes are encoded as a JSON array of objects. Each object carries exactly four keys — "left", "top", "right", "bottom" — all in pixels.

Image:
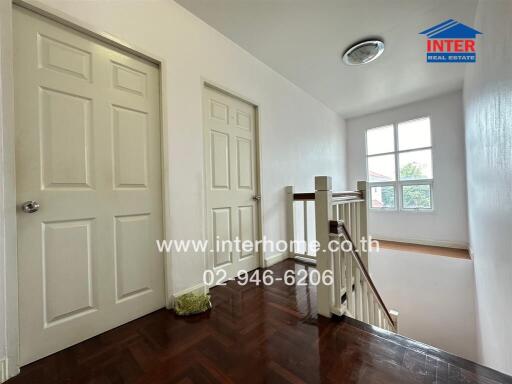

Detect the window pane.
[
  {"left": 402, "top": 184, "right": 432, "bottom": 209},
  {"left": 399, "top": 149, "right": 432, "bottom": 180},
  {"left": 371, "top": 186, "right": 395, "bottom": 209},
  {"left": 398, "top": 117, "right": 431, "bottom": 151},
  {"left": 366, "top": 125, "right": 394, "bottom": 155},
  {"left": 368, "top": 154, "right": 396, "bottom": 182}
]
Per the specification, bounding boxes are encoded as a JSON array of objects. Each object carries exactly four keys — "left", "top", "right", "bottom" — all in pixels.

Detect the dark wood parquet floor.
[{"left": 8, "top": 260, "right": 512, "bottom": 384}]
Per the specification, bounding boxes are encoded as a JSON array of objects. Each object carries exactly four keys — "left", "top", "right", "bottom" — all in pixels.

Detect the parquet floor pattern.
[{"left": 8, "top": 260, "right": 511, "bottom": 384}]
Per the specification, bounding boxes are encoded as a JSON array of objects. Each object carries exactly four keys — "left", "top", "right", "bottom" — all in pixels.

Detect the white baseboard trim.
[
  {"left": 0, "top": 358, "right": 7, "bottom": 383},
  {"left": 170, "top": 283, "right": 208, "bottom": 308},
  {"left": 263, "top": 252, "right": 289, "bottom": 268},
  {"left": 372, "top": 235, "right": 468, "bottom": 250}
]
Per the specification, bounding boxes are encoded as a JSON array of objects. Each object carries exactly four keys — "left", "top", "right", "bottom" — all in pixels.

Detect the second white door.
[{"left": 203, "top": 87, "right": 260, "bottom": 283}]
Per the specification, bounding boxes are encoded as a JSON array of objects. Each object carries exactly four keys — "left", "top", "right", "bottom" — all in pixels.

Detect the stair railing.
[
  {"left": 329, "top": 219, "right": 397, "bottom": 332},
  {"left": 286, "top": 186, "right": 316, "bottom": 262},
  {"left": 290, "top": 176, "right": 397, "bottom": 332},
  {"left": 286, "top": 179, "right": 368, "bottom": 266}
]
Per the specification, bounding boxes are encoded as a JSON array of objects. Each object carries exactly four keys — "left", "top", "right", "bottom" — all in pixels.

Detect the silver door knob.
[
  {"left": 252, "top": 195, "right": 261, "bottom": 201},
  {"left": 21, "top": 200, "right": 40, "bottom": 213}
]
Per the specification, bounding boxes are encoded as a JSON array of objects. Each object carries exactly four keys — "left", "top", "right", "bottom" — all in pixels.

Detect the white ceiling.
[{"left": 175, "top": 0, "right": 478, "bottom": 117}]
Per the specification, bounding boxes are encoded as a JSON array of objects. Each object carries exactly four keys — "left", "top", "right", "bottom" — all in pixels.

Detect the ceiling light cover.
[{"left": 342, "top": 40, "right": 385, "bottom": 65}]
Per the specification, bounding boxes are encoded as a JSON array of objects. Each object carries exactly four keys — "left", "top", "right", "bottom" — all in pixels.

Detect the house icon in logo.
[{"left": 420, "top": 19, "right": 482, "bottom": 63}]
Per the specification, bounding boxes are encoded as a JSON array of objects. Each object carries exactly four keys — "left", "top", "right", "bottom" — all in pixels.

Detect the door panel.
[
  {"left": 112, "top": 61, "right": 146, "bottom": 96},
  {"left": 212, "top": 207, "right": 233, "bottom": 267},
  {"left": 238, "top": 206, "right": 255, "bottom": 258},
  {"left": 40, "top": 88, "right": 93, "bottom": 189},
  {"left": 43, "top": 219, "right": 95, "bottom": 326},
  {"left": 114, "top": 214, "right": 152, "bottom": 302},
  {"left": 210, "top": 99, "right": 229, "bottom": 121},
  {"left": 236, "top": 137, "right": 253, "bottom": 189},
  {"left": 14, "top": 7, "right": 164, "bottom": 365},
  {"left": 210, "top": 131, "right": 231, "bottom": 189},
  {"left": 38, "top": 34, "right": 92, "bottom": 81},
  {"left": 112, "top": 106, "right": 149, "bottom": 189},
  {"left": 235, "top": 110, "right": 251, "bottom": 131},
  {"left": 203, "top": 87, "right": 260, "bottom": 282}
]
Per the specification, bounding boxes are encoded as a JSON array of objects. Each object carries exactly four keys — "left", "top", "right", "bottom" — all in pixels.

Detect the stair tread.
[{"left": 339, "top": 315, "right": 512, "bottom": 384}]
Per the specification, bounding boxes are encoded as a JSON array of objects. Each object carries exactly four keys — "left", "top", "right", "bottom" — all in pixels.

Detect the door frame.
[
  {"left": 3, "top": 0, "right": 173, "bottom": 377},
  {"left": 201, "top": 80, "right": 265, "bottom": 282}
]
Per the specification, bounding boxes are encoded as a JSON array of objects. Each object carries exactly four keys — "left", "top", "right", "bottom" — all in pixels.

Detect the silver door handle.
[
  {"left": 21, "top": 200, "right": 40, "bottom": 213},
  {"left": 252, "top": 195, "right": 261, "bottom": 201}
]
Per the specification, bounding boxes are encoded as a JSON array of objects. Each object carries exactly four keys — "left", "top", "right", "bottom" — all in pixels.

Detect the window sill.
[{"left": 369, "top": 208, "right": 435, "bottom": 214}]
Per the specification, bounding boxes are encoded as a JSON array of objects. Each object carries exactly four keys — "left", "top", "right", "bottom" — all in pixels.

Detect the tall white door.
[
  {"left": 14, "top": 7, "right": 165, "bottom": 364},
  {"left": 203, "top": 87, "right": 260, "bottom": 283}
]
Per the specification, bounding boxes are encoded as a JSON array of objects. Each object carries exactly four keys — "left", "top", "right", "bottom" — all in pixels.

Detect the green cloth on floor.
[{"left": 174, "top": 293, "right": 211, "bottom": 315}]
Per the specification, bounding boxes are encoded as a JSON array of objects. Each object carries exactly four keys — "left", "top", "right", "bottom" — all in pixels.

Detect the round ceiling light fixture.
[{"left": 342, "top": 39, "right": 385, "bottom": 65}]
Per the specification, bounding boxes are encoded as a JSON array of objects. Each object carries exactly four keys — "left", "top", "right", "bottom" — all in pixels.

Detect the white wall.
[
  {"left": 347, "top": 91, "right": 469, "bottom": 248},
  {"left": 464, "top": 0, "right": 512, "bottom": 375},
  {"left": 370, "top": 249, "right": 477, "bottom": 361},
  {"left": 17, "top": 0, "right": 347, "bottom": 293}
]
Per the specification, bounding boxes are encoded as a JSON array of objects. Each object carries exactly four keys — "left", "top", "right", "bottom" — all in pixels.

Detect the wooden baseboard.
[
  {"left": 263, "top": 252, "right": 289, "bottom": 267},
  {"left": 376, "top": 239, "right": 470, "bottom": 259},
  {"left": 0, "top": 358, "right": 7, "bottom": 383},
  {"left": 371, "top": 235, "right": 468, "bottom": 250}
]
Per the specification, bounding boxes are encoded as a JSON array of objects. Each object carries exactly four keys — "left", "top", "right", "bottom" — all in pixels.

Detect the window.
[{"left": 366, "top": 117, "right": 433, "bottom": 210}]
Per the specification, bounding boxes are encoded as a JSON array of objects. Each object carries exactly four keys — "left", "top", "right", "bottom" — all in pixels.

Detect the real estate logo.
[{"left": 419, "top": 19, "right": 482, "bottom": 63}]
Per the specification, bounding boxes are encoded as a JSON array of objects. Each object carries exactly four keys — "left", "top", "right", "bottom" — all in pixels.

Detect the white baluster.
[
  {"left": 355, "top": 202, "right": 361, "bottom": 253},
  {"left": 362, "top": 280, "right": 369, "bottom": 323},
  {"left": 333, "top": 247, "right": 342, "bottom": 313},
  {"left": 332, "top": 204, "right": 340, "bottom": 221},
  {"left": 303, "top": 201, "right": 308, "bottom": 255},
  {"left": 355, "top": 269, "right": 362, "bottom": 320},
  {"left": 368, "top": 294, "right": 375, "bottom": 325},
  {"left": 341, "top": 242, "right": 346, "bottom": 289},
  {"left": 357, "top": 181, "right": 369, "bottom": 270},
  {"left": 350, "top": 202, "right": 357, "bottom": 246},
  {"left": 346, "top": 203, "right": 351, "bottom": 235},
  {"left": 389, "top": 309, "right": 399, "bottom": 332},
  {"left": 286, "top": 186, "right": 295, "bottom": 258},
  {"left": 345, "top": 250, "right": 354, "bottom": 315}
]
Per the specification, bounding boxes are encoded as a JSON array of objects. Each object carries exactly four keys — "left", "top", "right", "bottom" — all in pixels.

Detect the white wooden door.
[
  {"left": 14, "top": 7, "right": 165, "bottom": 365},
  {"left": 203, "top": 87, "right": 260, "bottom": 283}
]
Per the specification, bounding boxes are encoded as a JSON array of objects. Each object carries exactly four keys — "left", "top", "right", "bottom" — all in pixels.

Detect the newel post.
[
  {"left": 357, "top": 180, "right": 369, "bottom": 270},
  {"left": 286, "top": 186, "right": 295, "bottom": 258},
  {"left": 315, "top": 176, "right": 333, "bottom": 317}
]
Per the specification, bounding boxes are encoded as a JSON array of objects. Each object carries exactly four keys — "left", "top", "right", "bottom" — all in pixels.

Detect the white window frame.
[{"left": 365, "top": 117, "right": 434, "bottom": 212}]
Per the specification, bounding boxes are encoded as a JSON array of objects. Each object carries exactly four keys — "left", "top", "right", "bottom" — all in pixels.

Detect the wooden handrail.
[
  {"left": 293, "top": 190, "right": 363, "bottom": 201},
  {"left": 333, "top": 191, "right": 363, "bottom": 199},
  {"left": 293, "top": 192, "right": 315, "bottom": 201},
  {"left": 332, "top": 198, "right": 364, "bottom": 204},
  {"left": 329, "top": 220, "right": 396, "bottom": 330}
]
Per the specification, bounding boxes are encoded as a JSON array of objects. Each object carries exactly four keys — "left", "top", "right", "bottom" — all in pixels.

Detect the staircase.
[
  {"left": 284, "top": 176, "right": 512, "bottom": 383},
  {"left": 287, "top": 176, "right": 398, "bottom": 332}
]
